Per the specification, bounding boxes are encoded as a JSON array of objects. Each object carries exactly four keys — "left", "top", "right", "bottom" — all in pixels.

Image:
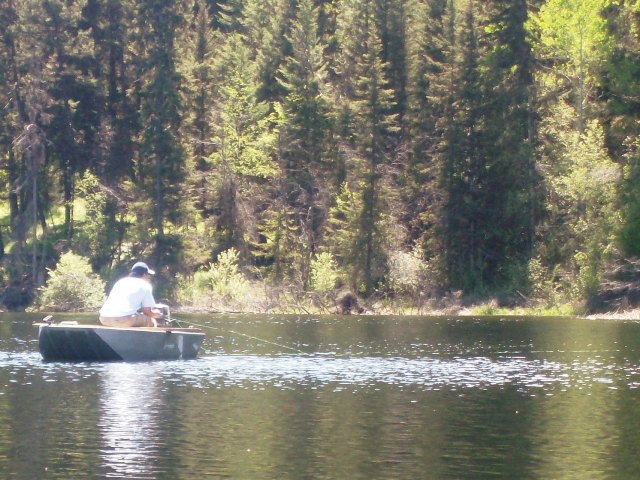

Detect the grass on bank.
[{"left": 468, "top": 302, "right": 578, "bottom": 317}]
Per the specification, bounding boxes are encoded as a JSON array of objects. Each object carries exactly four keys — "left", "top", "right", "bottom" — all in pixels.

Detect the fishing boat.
[{"left": 36, "top": 316, "right": 206, "bottom": 362}]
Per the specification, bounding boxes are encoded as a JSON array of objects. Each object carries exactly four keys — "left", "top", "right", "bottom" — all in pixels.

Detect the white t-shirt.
[{"left": 99, "top": 276, "right": 156, "bottom": 317}]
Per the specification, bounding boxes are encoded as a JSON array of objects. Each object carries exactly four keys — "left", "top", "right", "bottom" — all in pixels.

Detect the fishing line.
[{"left": 172, "top": 317, "right": 309, "bottom": 355}]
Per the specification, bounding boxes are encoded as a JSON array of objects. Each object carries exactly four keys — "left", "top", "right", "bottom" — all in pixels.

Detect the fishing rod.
[{"left": 171, "top": 317, "right": 310, "bottom": 355}]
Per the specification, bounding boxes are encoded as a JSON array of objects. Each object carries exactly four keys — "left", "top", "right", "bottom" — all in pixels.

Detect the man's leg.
[{"left": 100, "top": 314, "right": 157, "bottom": 327}]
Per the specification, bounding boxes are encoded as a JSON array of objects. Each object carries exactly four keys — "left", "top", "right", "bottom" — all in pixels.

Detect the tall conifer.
[
  {"left": 336, "top": 0, "right": 398, "bottom": 293},
  {"left": 137, "top": 0, "right": 186, "bottom": 264},
  {"left": 180, "top": 0, "right": 218, "bottom": 213},
  {"left": 278, "top": 0, "right": 333, "bottom": 284},
  {"left": 405, "top": 0, "right": 452, "bottom": 264}
]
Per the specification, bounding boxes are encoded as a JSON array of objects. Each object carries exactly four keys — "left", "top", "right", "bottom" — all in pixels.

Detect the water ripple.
[
  {"left": 1, "top": 349, "right": 638, "bottom": 394},
  {"left": 164, "top": 354, "right": 634, "bottom": 392}
]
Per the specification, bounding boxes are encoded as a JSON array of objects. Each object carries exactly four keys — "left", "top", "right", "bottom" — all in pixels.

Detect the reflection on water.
[
  {"left": 1, "top": 313, "right": 640, "bottom": 479},
  {"left": 99, "top": 363, "right": 163, "bottom": 478}
]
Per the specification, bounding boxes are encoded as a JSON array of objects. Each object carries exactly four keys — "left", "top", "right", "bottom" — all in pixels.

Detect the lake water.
[{"left": 1, "top": 313, "right": 640, "bottom": 479}]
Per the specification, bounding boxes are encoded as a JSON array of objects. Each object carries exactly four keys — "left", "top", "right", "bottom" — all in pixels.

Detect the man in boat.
[{"left": 99, "top": 262, "right": 162, "bottom": 327}]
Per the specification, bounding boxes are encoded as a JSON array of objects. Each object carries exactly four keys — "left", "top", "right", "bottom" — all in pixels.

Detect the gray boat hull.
[{"left": 38, "top": 323, "right": 205, "bottom": 362}]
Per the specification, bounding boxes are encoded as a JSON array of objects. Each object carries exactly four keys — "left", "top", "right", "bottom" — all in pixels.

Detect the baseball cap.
[{"left": 131, "top": 262, "right": 155, "bottom": 275}]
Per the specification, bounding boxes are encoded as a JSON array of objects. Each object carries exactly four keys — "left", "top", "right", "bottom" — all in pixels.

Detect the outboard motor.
[{"left": 153, "top": 303, "right": 172, "bottom": 326}]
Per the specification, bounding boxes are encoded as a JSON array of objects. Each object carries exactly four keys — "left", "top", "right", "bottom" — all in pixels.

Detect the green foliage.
[
  {"left": 529, "top": 0, "right": 612, "bottom": 77},
  {"left": 138, "top": 0, "right": 186, "bottom": 236},
  {"left": 3, "top": 0, "right": 640, "bottom": 314},
  {"left": 73, "top": 172, "right": 123, "bottom": 270},
  {"left": 387, "top": 246, "right": 430, "bottom": 297},
  {"left": 326, "top": 182, "right": 365, "bottom": 288},
  {"left": 278, "top": 0, "right": 334, "bottom": 271},
  {"left": 537, "top": 105, "right": 620, "bottom": 305},
  {"left": 38, "top": 252, "right": 105, "bottom": 312},
  {"left": 527, "top": 257, "right": 559, "bottom": 302},
  {"left": 206, "top": 34, "right": 282, "bottom": 254},
  {"left": 528, "top": 0, "right": 613, "bottom": 132},
  {"left": 210, "top": 35, "right": 281, "bottom": 179},
  {"left": 336, "top": 0, "right": 399, "bottom": 294},
  {"left": 404, "top": 0, "right": 451, "bottom": 250},
  {"left": 254, "top": 199, "right": 302, "bottom": 282},
  {"left": 619, "top": 138, "right": 640, "bottom": 255},
  {"left": 178, "top": 248, "right": 249, "bottom": 307},
  {"left": 470, "top": 302, "right": 577, "bottom": 317},
  {"left": 310, "top": 252, "right": 339, "bottom": 293}
]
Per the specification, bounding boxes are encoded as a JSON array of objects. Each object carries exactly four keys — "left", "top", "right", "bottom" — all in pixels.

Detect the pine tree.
[
  {"left": 475, "top": 0, "right": 536, "bottom": 287},
  {"left": 40, "top": 0, "right": 100, "bottom": 238},
  {"left": 376, "top": 0, "right": 408, "bottom": 120},
  {"left": 243, "top": 0, "right": 295, "bottom": 102},
  {"left": 278, "top": 0, "right": 333, "bottom": 285},
  {"left": 601, "top": 2, "right": 640, "bottom": 256},
  {"left": 404, "top": 0, "right": 453, "bottom": 262},
  {"left": 441, "top": 0, "right": 536, "bottom": 293},
  {"left": 255, "top": 194, "right": 301, "bottom": 282},
  {"left": 5, "top": 0, "right": 68, "bottom": 283},
  {"left": 137, "top": 0, "right": 187, "bottom": 266},
  {"left": 335, "top": 0, "right": 399, "bottom": 294},
  {"left": 326, "top": 181, "right": 365, "bottom": 284},
  {"left": 80, "top": 0, "right": 137, "bottom": 180},
  {"left": 208, "top": 34, "right": 280, "bottom": 257},
  {"left": 0, "top": 0, "right": 20, "bottom": 251},
  {"left": 179, "top": 0, "right": 219, "bottom": 213}
]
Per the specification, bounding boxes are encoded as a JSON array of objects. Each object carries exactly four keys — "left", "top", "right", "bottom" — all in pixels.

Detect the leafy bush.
[
  {"left": 178, "top": 248, "right": 249, "bottom": 308},
  {"left": 39, "top": 252, "right": 106, "bottom": 311},
  {"left": 387, "top": 247, "right": 430, "bottom": 297},
  {"left": 310, "top": 252, "right": 339, "bottom": 293}
]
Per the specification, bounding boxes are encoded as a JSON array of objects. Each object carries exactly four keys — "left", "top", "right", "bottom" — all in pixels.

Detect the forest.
[{"left": 0, "top": 0, "right": 639, "bottom": 314}]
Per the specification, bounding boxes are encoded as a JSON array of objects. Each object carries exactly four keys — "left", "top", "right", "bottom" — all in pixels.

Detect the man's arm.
[{"left": 141, "top": 306, "right": 161, "bottom": 318}]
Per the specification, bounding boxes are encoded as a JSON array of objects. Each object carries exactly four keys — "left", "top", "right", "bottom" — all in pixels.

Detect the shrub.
[
  {"left": 200, "top": 248, "right": 248, "bottom": 299},
  {"left": 39, "top": 252, "right": 106, "bottom": 311},
  {"left": 310, "top": 252, "right": 339, "bottom": 293},
  {"left": 387, "top": 247, "right": 429, "bottom": 297},
  {"left": 178, "top": 248, "right": 249, "bottom": 308}
]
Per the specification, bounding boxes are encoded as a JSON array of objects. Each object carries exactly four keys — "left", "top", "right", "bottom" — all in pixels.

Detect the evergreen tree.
[
  {"left": 476, "top": 0, "right": 536, "bottom": 287},
  {"left": 336, "top": 0, "right": 399, "bottom": 294},
  {"left": 0, "top": 0, "right": 19, "bottom": 263},
  {"left": 441, "top": 0, "right": 536, "bottom": 293},
  {"left": 326, "top": 181, "right": 365, "bottom": 284},
  {"left": 376, "top": 0, "right": 408, "bottom": 120},
  {"left": 137, "top": 0, "right": 186, "bottom": 236},
  {"left": 208, "top": 34, "right": 280, "bottom": 258},
  {"left": 179, "top": 0, "right": 219, "bottom": 213},
  {"left": 5, "top": 0, "right": 64, "bottom": 284},
  {"left": 243, "top": 0, "right": 295, "bottom": 102},
  {"left": 80, "top": 0, "right": 137, "bottom": 180},
  {"left": 442, "top": 1, "right": 484, "bottom": 291},
  {"left": 601, "top": 2, "right": 640, "bottom": 256},
  {"left": 39, "top": 0, "right": 99, "bottom": 238},
  {"left": 255, "top": 193, "right": 301, "bottom": 283},
  {"left": 404, "top": 0, "right": 453, "bottom": 262},
  {"left": 278, "top": 0, "right": 333, "bottom": 285}
]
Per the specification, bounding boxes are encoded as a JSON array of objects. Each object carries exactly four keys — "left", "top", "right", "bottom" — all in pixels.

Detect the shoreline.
[
  {"left": 170, "top": 305, "right": 640, "bottom": 320},
  {"left": 585, "top": 309, "right": 640, "bottom": 321},
  {"left": 7, "top": 304, "right": 640, "bottom": 320}
]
